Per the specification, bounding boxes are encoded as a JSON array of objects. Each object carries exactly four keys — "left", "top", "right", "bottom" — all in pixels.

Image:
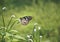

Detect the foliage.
[
  {"left": 0, "top": 0, "right": 60, "bottom": 42},
  {"left": 0, "top": 8, "right": 26, "bottom": 42}
]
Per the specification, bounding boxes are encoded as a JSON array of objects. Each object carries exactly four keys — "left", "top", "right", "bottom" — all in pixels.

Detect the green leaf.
[{"left": 13, "top": 35, "right": 26, "bottom": 40}]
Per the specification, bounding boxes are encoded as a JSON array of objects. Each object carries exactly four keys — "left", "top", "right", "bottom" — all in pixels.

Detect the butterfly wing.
[{"left": 20, "top": 16, "right": 32, "bottom": 25}]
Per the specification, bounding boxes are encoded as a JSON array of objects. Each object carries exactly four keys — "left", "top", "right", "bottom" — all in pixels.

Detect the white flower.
[
  {"left": 40, "top": 36, "right": 42, "bottom": 38},
  {"left": 38, "top": 26, "right": 41, "bottom": 30},
  {"left": 11, "top": 15, "right": 15, "bottom": 18},
  {"left": 34, "top": 23, "right": 38, "bottom": 26},
  {"left": 27, "top": 35, "right": 30, "bottom": 38},
  {"left": 28, "top": 39, "right": 33, "bottom": 42},
  {"left": 34, "top": 28, "right": 36, "bottom": 32},
  {"left": 2, "top": 7, "right": 7, "bottom": 10}
]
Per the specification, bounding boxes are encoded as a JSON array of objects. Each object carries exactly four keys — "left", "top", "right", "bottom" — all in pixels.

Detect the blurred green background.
[{"left": 0, "top": 0, "right": 60, "bottom": 42}]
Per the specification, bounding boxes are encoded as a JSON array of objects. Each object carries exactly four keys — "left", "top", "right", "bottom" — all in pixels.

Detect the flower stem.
[
  {"left": 2, "top": 14, "right": 5, "bottom": 27},
  {"left": 8, "top": 20, "right": 17, "bottom": 31},
  {"left": 7, "top": 17, "right": 12, "bottom": 31},
  {"left": 1, "top": 35, "right": 5, "bottom": 42}
]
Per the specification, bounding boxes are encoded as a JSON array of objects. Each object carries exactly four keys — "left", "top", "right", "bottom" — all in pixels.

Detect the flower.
[
  {"left": 38, "top": 26, "right": 41, "bottom": 30},
  {"left": 27, "top": 35, "right": 30, "bottom": 38},
  {"left": 34, "top": 28, "right": 36, "bottom": 32},
  {"left": 28, "top": 39, "right": 33, "bottom": 42},
  {"left": 11, "top": 15, "right": 15, "bottom": 18},
  {"left": 40, "top": 36, "right": 42, "bottom": 38},
  {"left": 2, "top": 7, "right": 7, "bottom": 10}
]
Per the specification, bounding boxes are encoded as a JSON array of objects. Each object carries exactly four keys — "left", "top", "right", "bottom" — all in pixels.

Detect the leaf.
[
  {"left": 13, "top": 35, "right": 26, "bottom": 40},
  {"left": 10, "top": 30, "right": 18, "bottom": 33},
  {"left": 6, "top": 32, "right": 13, "bottom": 37}
]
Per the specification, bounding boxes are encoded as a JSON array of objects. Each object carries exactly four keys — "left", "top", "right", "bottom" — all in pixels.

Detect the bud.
[
  {"left": 34, "top": 28, "right": 36, "bottom": 32},
  {"left": 40, "top": 36, "right": 42, "bottom": 38},
  {"left": 38, "top": 26, "right": 41, "bottom": 30},
  {"left": 11, "top": 15, "right": 15, "bottom": 18},
  {"left": 2, "top": 7, "right": 7, "bottom": 11},
  {"left": 27, "top": 35, "right": 30, "bottom": 38}
]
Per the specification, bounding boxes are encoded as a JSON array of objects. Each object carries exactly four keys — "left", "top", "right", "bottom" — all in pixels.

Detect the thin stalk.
[
  {"left": 2, "top": 14, "right": 5, "bottom": 27},
  {"left": 10, "top": 37, "right": 13, "bottom": 42},
  {"left": 1, "top": 35, "right": 5, "bottom": 42},
  {"left": 32, "top": 26, "right": 35, "bottom": 42},
  {"left": 37, "top": 30, "right": 40, "bottom": 42},
  {"left": 32, "top": 32, "right": 34, "bottom": 42},
  {"left": 7, "top": 17, "right": 12, "bottom": 29},
  {"left": 32, "top": 26, "right": 37, "bottom": 42},
  {"left": 1, "top": 12, "right": 5, "bottom": 42},
  {"left": 8, "top": 20, "right": 17, "bottom": 31}
]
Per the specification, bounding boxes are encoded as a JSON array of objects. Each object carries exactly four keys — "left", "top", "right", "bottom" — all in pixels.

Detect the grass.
[{"left": 0, "top": 0, "right": 60, "bottom": 42}]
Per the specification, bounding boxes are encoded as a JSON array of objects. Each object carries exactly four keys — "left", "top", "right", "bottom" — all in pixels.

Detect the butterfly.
[{"left": 18, "top": 16, "right": 32, "bottom": 25}]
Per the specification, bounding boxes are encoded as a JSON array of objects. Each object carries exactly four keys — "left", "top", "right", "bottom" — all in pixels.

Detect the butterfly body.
[{"left": 19, "top": 16, "right": 32, "bottom": 25}]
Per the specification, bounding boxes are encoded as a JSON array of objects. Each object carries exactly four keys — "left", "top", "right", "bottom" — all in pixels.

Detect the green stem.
[
  {"left": 32, "top": 26, "right": 37, "bottom": 42},
  {"left": 38, "top": 30, "right": 40, "bottom": 42},
  {"left": 2, "top": 14, "right": 5, "bottom": 27},
  {"left": 8, "top": 20, "right": 17, "bottom": 31},
  {"left": 7, "top": 17, "right": 12, "bottom": 30},
  {"left": 1, "top": 35, "right": 5, "bottom": 42},
  {"left": 1, "top": 14, "right": 6, "bottom": 42}
]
